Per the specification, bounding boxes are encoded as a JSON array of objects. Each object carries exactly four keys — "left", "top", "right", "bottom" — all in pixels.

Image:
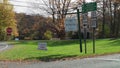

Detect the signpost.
[
  {"left": 91, "top": 11, "right": 97, "bottom": 53},
  {"left": 77, "top": 9, "right": 83, "bottom": 53},
  {"left": 82, "top": 13, "right": 88, "bottom": 54},
  {"left": 81, "top": 2, "right": 97, "bottom": 53},
  {"left": 64, "top": 2, "right": 97, "bottom": 54}
]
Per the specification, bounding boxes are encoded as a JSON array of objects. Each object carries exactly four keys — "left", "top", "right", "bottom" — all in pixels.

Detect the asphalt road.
[
  {"left": 0, "top": 42, "right": 12, "bottom": 52},
  {"left": 0, "top": 54, "right": 120, "bottom": 68}
]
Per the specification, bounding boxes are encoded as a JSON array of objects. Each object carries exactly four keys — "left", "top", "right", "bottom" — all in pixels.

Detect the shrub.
[{"left": 44, "top": 30, "right": 52, "bottom": 40}]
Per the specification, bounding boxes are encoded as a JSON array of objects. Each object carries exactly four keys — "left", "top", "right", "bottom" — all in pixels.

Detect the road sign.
[
  {"left": 38, "top": 43, "right": 47, "bottom": 50},
  {"left": 65, "top": 17, "right": 78, "bottom": 32},
  {"left": 82, "top": 13, "right": 88, "bottom": 20},
  {"left": 82, "top": 2, "right": 97, "bottom": 13},
  {"left": 6, "top": 27, "right": 12, "bottom": 33},
  {"left": 82, "top": 13, "right": 88, "bottom": 25},
  {"left": 91, "top": 19, "right": 97, "bottom": 28},
  {"left": 91, "top": 11, "right": 97, "bottom": 28},
  {"left": 91, "top": 11, "right": 97, "bottom": 18},
  {"left": 6, "top": 27, "right": 12, "bottom": 36}
]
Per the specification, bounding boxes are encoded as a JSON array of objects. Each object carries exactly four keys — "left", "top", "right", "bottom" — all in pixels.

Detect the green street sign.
[{"left": 82, "top": 2, "right": 97, "bottom": 13}]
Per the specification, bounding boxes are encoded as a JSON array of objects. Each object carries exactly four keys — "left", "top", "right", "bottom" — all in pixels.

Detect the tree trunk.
[
  {"left": 109, "top": 0, "right": 113, "bottom": 37},
  {"left": 113, "top": 3, "right": 117, "bottom": 38},
  {"left": 57, "top": 19, "right": 65, "bottom": 40},
  {"left": 102, "top": 0, "right": 105, "bottom": 38}
]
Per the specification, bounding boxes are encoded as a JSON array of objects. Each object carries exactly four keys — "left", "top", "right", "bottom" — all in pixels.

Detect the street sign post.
[
  {"left": 91, "top": 11, "right": 97, "bottom": 53},
  {"left": 64, "top": 2, "right": 97, "bottom": 54},
  {"left": 82, "top": 13, "right": 88, "bottom": 54},
  {"left": 82, "top": 2, "right": 97, "bottom": 13},
  {"left": 81, "top": 2, "right": 97, "bottom": 53},
  {"left": 77, "top": 9, "right": 83, "bottom": 53}
]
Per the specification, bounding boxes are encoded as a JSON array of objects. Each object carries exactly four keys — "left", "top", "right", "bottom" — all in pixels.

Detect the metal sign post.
[
  {"left": 77, "top": 9, "right": 83, "bottom": 53},
  {"left": 84, "top": 27, "right": 87, "bottom": 54},
  {"left": 93, "top": 28, "right": 95, "bottom": 53},
  {"left": 82, "top": 2, "right": 97, "bottom": 54},
  {"left": 63, "top": 2, "right": 97, "bottom": 54},
  {"left": 91, "top": 11, "right": 97, "bottom": 53},
  {"left": 82, "top": 13, "right": 88, "bottom": 54},
  {"left": 64, "top": 9, "right": 83, "bottom": 53}
]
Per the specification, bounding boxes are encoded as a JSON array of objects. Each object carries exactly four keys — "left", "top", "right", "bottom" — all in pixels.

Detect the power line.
[
  {"left": 9, "top": 0, "right": 45, "bottom": 5},
  {"left": 0, "top": 3, "right": 43, "bottom": 8}
]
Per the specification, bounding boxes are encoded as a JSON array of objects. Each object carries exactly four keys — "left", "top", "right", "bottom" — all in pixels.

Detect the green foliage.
[
  {"left": 0, "top": 30, "right": 6, "bottom": 41},
  {"left": 44, "top": 30, "right": 53, "bottom": 40}
]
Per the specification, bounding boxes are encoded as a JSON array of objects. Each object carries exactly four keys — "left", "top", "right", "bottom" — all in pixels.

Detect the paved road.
[
  {"left": 0, "top": 54, "right": 120, "bottom": 68},
  {"left": 0, "top": 42, "right": 12, "bottom": 52}
]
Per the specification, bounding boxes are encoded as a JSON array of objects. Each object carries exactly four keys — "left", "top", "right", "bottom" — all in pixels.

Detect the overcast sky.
[
  {"left": 9, "top": 0, "right": 42, "bottom": 15},
  {"left": 9, "top": 0, "right": 92, "bottom": 15}
]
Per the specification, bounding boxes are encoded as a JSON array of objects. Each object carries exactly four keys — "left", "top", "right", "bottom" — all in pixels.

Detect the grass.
[{"left": 0, "top": 39, "right": 120, "bottom": 61}]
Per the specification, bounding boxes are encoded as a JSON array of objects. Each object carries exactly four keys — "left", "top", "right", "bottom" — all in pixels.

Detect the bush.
[{"left": 44, "top": 30, "right": 52, "bottom": 40}]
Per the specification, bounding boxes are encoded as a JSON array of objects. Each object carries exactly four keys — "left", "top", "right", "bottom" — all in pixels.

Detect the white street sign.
[
  {"left": 82, "top": 20, "right": 88, "bottom": 25},
  {"left": 65, "top": 17, "right": 78, "bottom": 32},
  {"left": 91, "top": 11, "right": 97, "bottom": 28},
  {"left": 82, "top": 13, "right": 88, "bottom": 20},
  {"left": 91, "top": 19, "right": 97, "bottom": 28},
  {"left": 91, "top": 11, "right": 97, "bottom": 18},
  {"left": 38, "top": 43, "right": 47, "bottom": 50},
  {"left": 82, "top": 13, "right": 88, "bottom": 25}
]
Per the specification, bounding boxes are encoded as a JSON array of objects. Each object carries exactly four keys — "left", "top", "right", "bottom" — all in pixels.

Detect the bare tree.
[{"left": 33, "top": 0, "right": 72, "bottom": 39}]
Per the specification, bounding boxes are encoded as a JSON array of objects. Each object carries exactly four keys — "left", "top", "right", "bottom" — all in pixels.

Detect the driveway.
[{"left": 0, "top": 54, "right": 120, "bottom": 68}]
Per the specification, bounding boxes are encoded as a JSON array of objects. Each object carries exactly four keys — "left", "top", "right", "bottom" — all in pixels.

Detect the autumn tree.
[
  {"left": 33, "top": 0, "right": 72, "bottom": 39},
  {"left": 15, "top": 13, "right": 55, "bottom": 40},
  {"left": 0, "top": 0, "right": 17, "bottom": 40}
]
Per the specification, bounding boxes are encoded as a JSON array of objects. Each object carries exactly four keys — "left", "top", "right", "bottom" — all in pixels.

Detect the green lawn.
[{"left": 0, "top": 39, "right": 120, "bottom": 61}]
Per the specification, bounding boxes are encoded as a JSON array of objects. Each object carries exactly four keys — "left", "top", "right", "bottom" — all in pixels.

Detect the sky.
[
  {"left": 9, "top": 0, "right": 41, "bottom": 14},
  {"left": 8, "top": 0, "right": 92, "bottom": 15}
]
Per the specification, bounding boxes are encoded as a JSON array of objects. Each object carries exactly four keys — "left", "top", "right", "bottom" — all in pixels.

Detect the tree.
[
  {"left": 0, "top": 0, "right": 17, "bottom": 40},
  {"left": 15, "top": 13, "right": 56, "bottom": 40},
  {"left": 34, "top": 0, "right": 72, "bottom": 39}
]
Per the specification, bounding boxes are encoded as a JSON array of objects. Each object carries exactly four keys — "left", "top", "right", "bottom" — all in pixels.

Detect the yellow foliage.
[{"left": 0, "top": 0, "right": 18, "bottom": 40}]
